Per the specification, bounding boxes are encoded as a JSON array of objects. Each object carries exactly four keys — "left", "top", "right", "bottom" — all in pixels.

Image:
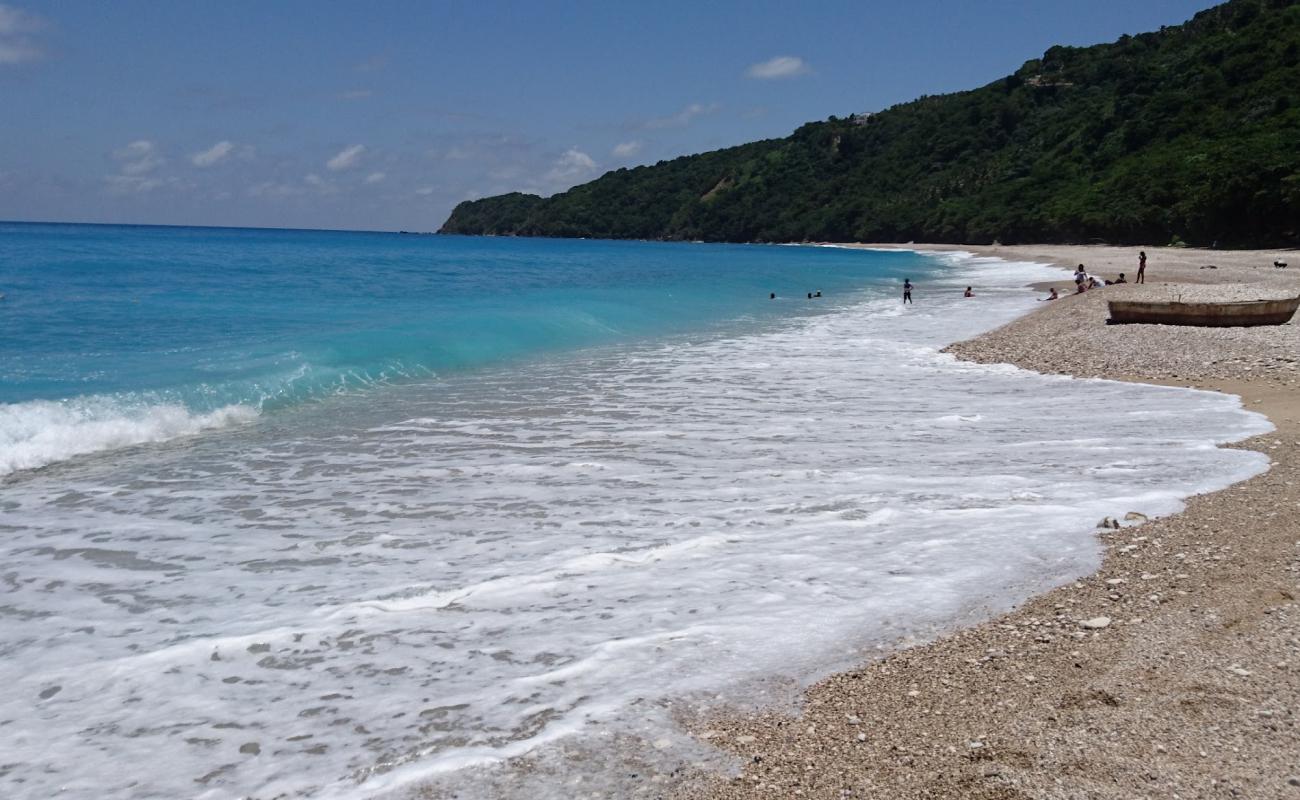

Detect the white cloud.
[
  {"left": 326, "top": 144, "right": 365, "bottom": 171},
  {"left": 113, "top": 140, "right": 164, "bottom": 176},
  {"left": 0, "top": 4, "right": 46, "bottom": 65},
  {"left": 364, "top": 171, "right": 386, "bottom": 184},
  {"left": 339, "top": 89, "right": 373, "bottom": 101},
  {"left": 415, "top": 186, "right": 435, "bottom": 196},
  {"left": 191, "top": 140, "right": 234, "bottom": 167},
  {"left": 645, "top": 102, "right": 718, "bottom": 129},
  {"left": 612, "top": 140, "right": 642, "bottom": 158},
  {"left": 745, "top": 56, "right": 811, "bottom": 79},
  {"left": 544, "top": 148, "right": 599, "bottom": 188},
  {"left": 304, "top": 173, "right": 341, "bottom": 195}
]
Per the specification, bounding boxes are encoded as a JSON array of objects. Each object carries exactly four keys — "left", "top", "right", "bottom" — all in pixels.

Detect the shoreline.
[{"left": 680, "top": 245, "right": 1300, "bottom": 799}]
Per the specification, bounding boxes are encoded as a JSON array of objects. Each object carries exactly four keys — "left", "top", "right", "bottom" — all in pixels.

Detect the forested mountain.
[{"left": 440, "top": 0, "right": 1300, "bottom": 247}]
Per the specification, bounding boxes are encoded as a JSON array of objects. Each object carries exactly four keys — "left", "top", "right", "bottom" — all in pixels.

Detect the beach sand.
[{"left": 679, "top": 245, "right": 1300, "bottom": 799}]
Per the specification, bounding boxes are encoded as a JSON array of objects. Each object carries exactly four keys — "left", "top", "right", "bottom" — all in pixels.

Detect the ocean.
[{"left": 0, "top": 224, "right": 1271, "bottom": 799}]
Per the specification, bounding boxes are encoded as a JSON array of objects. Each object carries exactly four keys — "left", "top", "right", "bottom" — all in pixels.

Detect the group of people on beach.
[
  {"left": 900, "top": 251, "right": 1149, "bottom": 305},
  {"left": 1041, "top": 250, "right": 1145, "bottom": 300}
]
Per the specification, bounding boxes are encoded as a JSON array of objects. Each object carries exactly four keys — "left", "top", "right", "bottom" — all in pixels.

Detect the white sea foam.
[
  {"left": 0, "top": 397, "right": 258, "bottom": 476},
  {"left": 0, "top": 255, "right": 1273, "bottom": 800}
]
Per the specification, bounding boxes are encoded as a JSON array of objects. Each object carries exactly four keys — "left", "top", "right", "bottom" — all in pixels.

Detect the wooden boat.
[{"left": 1107, "top": 296, "right": 1300, "bottom": 326}]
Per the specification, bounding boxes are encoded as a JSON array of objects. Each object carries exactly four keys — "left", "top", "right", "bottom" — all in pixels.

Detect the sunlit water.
[{"left": 0, "top": 228, "right": 1270, "bottom": 799}]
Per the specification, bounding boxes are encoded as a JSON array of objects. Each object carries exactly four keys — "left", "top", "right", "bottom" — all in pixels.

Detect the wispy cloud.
[
  {"left": 0, "top": 4, "right": 47, "bottom": 65},
  {"left": 365, "top": 171, "right": 386, "bottom": 184},
  {"left": 644, "top": 102, "right": 718, "bottom": 129},
  {"left": 191, "top": 140, "right": 234, "bottom": 167},
  {"left": 612, "top": 140, "right": 642, "bottom": 158},
  {"left": 745, "top": 55, "right": 811, "bottom": 79},
  {"left": 415, "top": 186, "right": 436, "bottom": 196},
  {"left": 0, "top": 36, "right": 39, "bottom": 63},
  {"left": 338, "top": 89, "right": 373, "bottom": 101},
  {"left": 304, "top": 172, "right": 341, "bottom": 194},
  {"left": 326, "top": 144, "right": 365, "bottom": 171},
  {"left": 105, "top": 175, "right": 173, "bottom": 194},
  {"left": 105, "top": 140, "right": 174, "bottom": 193},
  {"left": 544, "top": 148, "right": 598, "bottom": 188},
  {"left": 113, "top": 140, "right": 164, "bottom": 176}
]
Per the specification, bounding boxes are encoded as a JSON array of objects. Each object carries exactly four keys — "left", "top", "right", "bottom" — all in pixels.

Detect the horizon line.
[{"left": 0, "top": 218, "right": 439, "bottom": 236}]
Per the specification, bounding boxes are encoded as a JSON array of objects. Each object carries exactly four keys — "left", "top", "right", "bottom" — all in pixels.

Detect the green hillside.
[{"left": 440, "top": 0, "right": 1300, "bottom": 247}]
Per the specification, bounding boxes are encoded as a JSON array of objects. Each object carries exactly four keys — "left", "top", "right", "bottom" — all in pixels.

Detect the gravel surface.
[{"left": 678, "top": 245, "right": 1300, "bottom": 800}]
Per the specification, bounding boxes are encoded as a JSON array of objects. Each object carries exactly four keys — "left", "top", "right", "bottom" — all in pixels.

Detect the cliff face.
[{"left": 441, "top": 0, "right": 1300, "bottom": 248}]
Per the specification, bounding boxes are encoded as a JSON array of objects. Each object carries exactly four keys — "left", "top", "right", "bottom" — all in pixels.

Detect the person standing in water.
[
  {"left": 903, "top": 279, "right": 913, "bottom": 304},
  {"left": 1136, "top": 251, "right": 1147, "bottom": 284},
  {"left": 963, "top": 286, "right": 974, "bottom": 297}
]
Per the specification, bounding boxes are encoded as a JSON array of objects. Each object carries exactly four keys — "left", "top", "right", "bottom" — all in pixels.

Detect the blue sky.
[{"left": 0, "top": 0, "right": 1219, "bottom": 231}]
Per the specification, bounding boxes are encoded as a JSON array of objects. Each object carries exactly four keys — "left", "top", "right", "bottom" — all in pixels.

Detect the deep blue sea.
[{"left": 0, "top": 223, "right": 1271, "bottom": 800}]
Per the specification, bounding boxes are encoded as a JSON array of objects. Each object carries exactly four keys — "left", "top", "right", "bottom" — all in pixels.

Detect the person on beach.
[
  {"left": 903, "top": 279, "right": 913, "bottom": 304},
  {"left": 1087, "top": 276, "right": 1103, "bottom": 290},
  {"left": 1136, "top": 251, "right": 1147, "bottom": 284},
  {"left": 964, "top": 286, "right": 974, "bottom": 297},
  {"left": 1073, "top": 264, "right": 1088, "bottom": 287},
  {"left": 1041, "top": 287, "right": 1059, "bottom": 301},
  {"left": 1114, "top": 273, "right": 1127, "bottom": 284}
]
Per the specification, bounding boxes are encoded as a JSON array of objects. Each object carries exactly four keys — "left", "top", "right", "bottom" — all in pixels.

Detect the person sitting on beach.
[
  {"left": 963, "top": 286, "right": 974, "bottom": 297},
  {"left": 1071, "top": 264, "right": 1092, "bottom": 292},
  {"left": 1113, "top": 273, "right": 1127, "bottom": 284},
  {"left": 1087, "top": 276, "right": 1103, "bottom": 290},
  {"left": 1041, "top": 287, "right": 1059, "bottom": 301}
]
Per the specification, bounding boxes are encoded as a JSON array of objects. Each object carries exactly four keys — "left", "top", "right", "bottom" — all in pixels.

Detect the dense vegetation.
[{"left": 440, "top": 0, "right": 1300, "bottom": 247}]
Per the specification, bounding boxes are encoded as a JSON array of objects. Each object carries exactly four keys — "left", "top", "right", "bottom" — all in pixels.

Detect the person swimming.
[{"left": 963, "top": 286, "right": 974, "bottom": 297}]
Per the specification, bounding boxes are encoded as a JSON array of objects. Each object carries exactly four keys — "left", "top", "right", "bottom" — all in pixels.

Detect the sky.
[{"left": 0, "top": 0, "right": 1222, "bottom": 232}]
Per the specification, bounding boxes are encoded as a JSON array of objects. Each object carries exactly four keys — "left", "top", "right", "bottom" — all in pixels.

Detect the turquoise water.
[
  {"left": 0, "top": 224, "right": 1273, "bottom": 799},
  {"left": 0, "top": 223, "right": 929, "bottom": 474},
  {"left": 1, "top": 225, "right": 923, "bottom": 407}
]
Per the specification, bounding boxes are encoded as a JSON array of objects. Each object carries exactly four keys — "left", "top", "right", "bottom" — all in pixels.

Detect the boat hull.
[{"left": 1107, "top": 296, "right": 1300, "bottom": 326}]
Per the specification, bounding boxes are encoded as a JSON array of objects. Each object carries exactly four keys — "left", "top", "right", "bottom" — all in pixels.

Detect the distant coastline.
[{"left": 441, "top": 1, "right": 1300, "bottom": 249}]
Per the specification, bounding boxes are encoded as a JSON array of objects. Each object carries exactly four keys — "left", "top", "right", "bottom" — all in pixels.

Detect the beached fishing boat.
[{"left": 1107, "top": 296, "right": 1300, "bottom": 326}]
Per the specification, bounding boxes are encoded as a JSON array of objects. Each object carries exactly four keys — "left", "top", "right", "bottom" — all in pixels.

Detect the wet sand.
[{"left": 680, "top": 245, "right": 1300, "bottom": 799}]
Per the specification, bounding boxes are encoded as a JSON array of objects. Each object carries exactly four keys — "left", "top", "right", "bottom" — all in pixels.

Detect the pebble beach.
[{"left": 680, "top": 245, "right": 1300, "bottom": 800}]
